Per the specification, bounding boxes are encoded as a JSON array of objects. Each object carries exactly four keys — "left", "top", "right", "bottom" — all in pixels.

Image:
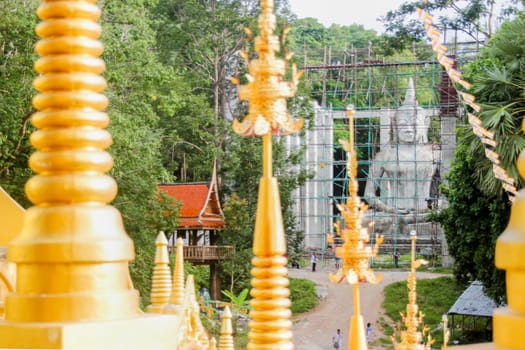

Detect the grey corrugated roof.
[{"left": 447, "top": 281, "right": 498, "bottom": 317}]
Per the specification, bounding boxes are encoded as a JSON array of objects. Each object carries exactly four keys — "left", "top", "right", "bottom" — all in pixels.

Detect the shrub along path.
[{"left": 289, "top": 265, "right": 446, "bottom": 349}]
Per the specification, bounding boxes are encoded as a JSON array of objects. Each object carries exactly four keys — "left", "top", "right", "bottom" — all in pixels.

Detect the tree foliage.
[
  {"left": 433, "top": 14, "right": 525, "bottom": 302},
  {"left": 100, "top": 0, "right": 183, "bottom": 299},
  {"left": 431, "top": 141, "right": 508, "bottom": 302},
  {"left": 380, "top": 0, "right": 524, "bottom": 50},
  {"left": 0, "top": 0, "right": 38, "bottom": 206}
]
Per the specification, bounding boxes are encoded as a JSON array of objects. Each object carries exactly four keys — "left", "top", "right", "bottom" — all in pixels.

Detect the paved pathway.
[{"left": 289, "top": 265, "right": 446, "bottom": 349}]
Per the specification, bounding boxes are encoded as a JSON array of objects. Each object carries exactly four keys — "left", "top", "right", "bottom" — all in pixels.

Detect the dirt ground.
[{"left": 289, "top": 263, "right": 445, "bottom": 349}]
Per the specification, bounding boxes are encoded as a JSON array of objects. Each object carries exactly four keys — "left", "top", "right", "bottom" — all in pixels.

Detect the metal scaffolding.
[{"left": 288, "top": 42, "right": 478, "bottom": 262}]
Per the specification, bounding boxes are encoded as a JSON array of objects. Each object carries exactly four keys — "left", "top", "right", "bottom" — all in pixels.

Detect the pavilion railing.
[{"left": 181, "top": 245, "right": 235, "bottom": 262}]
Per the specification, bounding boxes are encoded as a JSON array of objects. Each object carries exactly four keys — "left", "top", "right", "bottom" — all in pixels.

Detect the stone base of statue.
[{"left": 365, "top": 209, "right": 443, "bottom": 257}]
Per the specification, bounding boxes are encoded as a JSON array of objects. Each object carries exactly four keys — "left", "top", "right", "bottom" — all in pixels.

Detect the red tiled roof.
[{"left": 158, "top": 182, "right": 225, "bottom": 229}]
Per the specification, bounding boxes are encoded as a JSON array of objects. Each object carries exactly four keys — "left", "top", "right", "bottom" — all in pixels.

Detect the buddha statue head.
[{"left": 393, "top": 78, "right": 429, "bottom": 144}]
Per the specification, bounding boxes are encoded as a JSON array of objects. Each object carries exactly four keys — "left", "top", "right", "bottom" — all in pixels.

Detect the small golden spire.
[
  {"left": 209, "top": 337, "right": 217, "bottom": 350},
  {"left": 218, "top": 306, "right": 234, "bottom": 350},
  {"left": 184, "top": 274, "right": 211, "bottom": 347},
  {"left": 164, "top": 237, "right": 185, "bottom": 314},
  {"left": 392, "top": 233, "right": 434, "bottom": 350},
  {"left": 147, "top": 232, "right": 172, "bottom": 313},
  {"left": 441, "top": 314, "right": 449, "bottom": 350}
]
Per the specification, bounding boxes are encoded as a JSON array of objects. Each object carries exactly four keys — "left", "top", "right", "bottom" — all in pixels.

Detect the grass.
[
  {"left": 382, "top": 276, "right": 464, "bottom": 349},
  {"left": 371, "top": 254, "right": 453, "bottom": 274}
]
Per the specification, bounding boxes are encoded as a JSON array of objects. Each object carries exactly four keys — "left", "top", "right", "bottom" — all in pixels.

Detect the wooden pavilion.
[{"left": 158, "top": 168, "right": 232, "bottom": 300}]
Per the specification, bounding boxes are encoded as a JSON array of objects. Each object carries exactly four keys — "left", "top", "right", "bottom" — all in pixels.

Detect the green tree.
[
  {"left": 379, "top": 0, "right": 524, "bottom": 51},
  {"left": 287, "top": 18, "right": 328, "bottom": 54},
  {"left": 155, "top": 0, "right": 255, "bottom": 120},
  {"left": 100, "top": 0, "right": 181, "bottom": 300},
  {"left": 431, "top": 140, "right": 508, "bottom": 302},
  {"left": 433, "top": 14, "right": 525, "bottom": 302},
  {"left": 0, "top": 0, "right": 38, "bottom": 206}
]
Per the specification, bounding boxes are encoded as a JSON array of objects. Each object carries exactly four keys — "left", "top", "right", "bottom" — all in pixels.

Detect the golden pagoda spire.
[
  {"left": 218, "top": 306, "right": 234, "bottom": 350},
  {"left": 231, "top": 1, "right": 303, "bottom": 348},
  {"left": 6, "top": 0, "right": 138, "bottom": 323},
  {"left": 329, "top": 106, "right": 383, "bottom": 286},
  {"left": 329, "top": 106, "right": 383, "bottom": 349},
  {"left": 147, "top": 232, "right": 172, "bottom": 313},
  {"left": 392, "top": 233, "right": 434, "bottom": 350}
]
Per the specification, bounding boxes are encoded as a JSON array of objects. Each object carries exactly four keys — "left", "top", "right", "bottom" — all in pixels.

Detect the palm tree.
[
  {"left": 462, "top": 14, "right": 525, "bottom": 195},
  {"left": 434, "top": 14, "right": 525, "bottom": 302}
]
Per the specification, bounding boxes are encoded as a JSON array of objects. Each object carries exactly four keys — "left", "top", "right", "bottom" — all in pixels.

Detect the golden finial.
[
  {"left": 329, "top": 106, "right": 383, "bottom": 349},
  {"left": 232, "top": 1, "right": 300, "bottom": 348},
  {"left": 147, "top": 232, "right": 172, "bottom": 313},
  {"left": 218, "top": 306, "right": 234, "bottom": 350},
  {"left": 493, "top": 118, "right": 525, "bottom": 347},
  {"left": 392, "top": 232, "right": 434, "bottom": 350},
  {"left": 0, "top": 0, "right": 231, "bottom": 347},
  {"left": 164, "top": 237, "right": 185, "bottom": 314},
  {"left": 232, "top": 0, "right": 303, "bottom": 137},
  {"left": 329, "top": 105, "right": 383, "bottom": 285}
]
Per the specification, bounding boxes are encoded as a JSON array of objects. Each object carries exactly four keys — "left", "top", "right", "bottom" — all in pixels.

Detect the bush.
[{"left": 289, "top": 277, "right": 318, "bottom": 314}]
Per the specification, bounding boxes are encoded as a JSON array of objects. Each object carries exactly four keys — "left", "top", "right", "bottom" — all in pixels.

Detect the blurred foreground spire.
[{"left": 232, "top": 0, "right": 302, "bottom": 348}]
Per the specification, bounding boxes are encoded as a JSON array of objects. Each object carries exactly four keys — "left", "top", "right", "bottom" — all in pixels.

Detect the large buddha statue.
[{"left": 364, "top": 78, "right": 441, "bottom": 213}]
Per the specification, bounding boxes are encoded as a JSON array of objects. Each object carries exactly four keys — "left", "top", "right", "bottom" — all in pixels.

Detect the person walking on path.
[
  {"left": 394, "top": 250, "right": 400, "bottom": 268},
  {"left": 367, "top": 322, "right": 372, "bottom": 343},
  {"left": 311, "top": 253, "right": 318, "bottom": 272},
  {"left": 332, "top": 329, "right": 341, "bottom": 349}
]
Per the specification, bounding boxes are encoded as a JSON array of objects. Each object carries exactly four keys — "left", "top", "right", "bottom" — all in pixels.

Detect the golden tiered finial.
[
  {"left": 392, "top": 233, "right": 434, "bottom": 350},
  {"left": 7, "top": 0, "right": 138, "bottom": 323},
  {"left": 329, "top": 106, "right": 383, "bottom": 350},
  {"left": 232, "top": 0, "right": 303, "bottom": 348},
  {"left": 147, "top": 232, "right": 172, "bottom": 313},
  {"left": 493, "top": 119, "right": 525, "bottom": 348},
  {"left": 329, "top": 106, "right": 383, "bottom": 286},
  {"left": 218, "top": 306, "right": 234, "bottom": 350},
  {"left": 164, "top": 237, "right": 185, "bottom": 314},
  {"left": 232, "top": 0, "right": 303, "bottom": 137}
]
